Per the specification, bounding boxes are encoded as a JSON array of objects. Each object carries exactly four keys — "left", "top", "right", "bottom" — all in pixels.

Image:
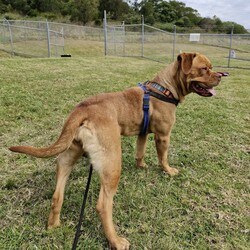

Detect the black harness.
[{"left": 138, "top": 81, "right": 179, "bottom": 135}]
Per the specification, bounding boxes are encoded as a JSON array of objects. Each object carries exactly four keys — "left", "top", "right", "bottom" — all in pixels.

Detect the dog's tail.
[{"left": 9, "top": 108, "right": 85, "bottom": 158}]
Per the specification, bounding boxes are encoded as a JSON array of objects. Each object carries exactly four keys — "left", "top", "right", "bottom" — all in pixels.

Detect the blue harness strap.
[
  {"left": 138, "top": 83, "right": 150, "bottom": 135},
  {"left": 138, "top": 81, "right": 179, "bottom": 135}
]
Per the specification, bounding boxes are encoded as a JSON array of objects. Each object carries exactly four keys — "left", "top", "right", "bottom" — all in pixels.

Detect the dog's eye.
[{"left": 202, "top": 67, "right": 208, "bottom": 71}]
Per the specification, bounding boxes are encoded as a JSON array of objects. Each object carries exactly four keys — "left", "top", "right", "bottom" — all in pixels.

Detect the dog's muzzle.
[
  {"left": 190, "top": 82, "right": 216, "bottom": 97},
  {"left": 190, "top": 71, "right": 229, "bottom": 97}
]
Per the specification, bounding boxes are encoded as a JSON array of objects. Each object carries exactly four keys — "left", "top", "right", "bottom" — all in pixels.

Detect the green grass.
[{"left": 0, "top": 49, "right": 249, "bottom": 249}]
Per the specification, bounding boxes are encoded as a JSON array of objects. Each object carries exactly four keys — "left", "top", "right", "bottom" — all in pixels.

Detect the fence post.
[
  {"left": 227, "top": 25, "right": 234, "bottom": 68},
  {"left": 172, "top": 25, "right": 176, "bottom": 61},
  {"left": 141, "top": 15, "right": 144, "bottom": 58},
  {"left": 122, "top": 21, "right": 125, "bottom": 57},
  {"left": 103, "top": 10, "right": 107, "bottom": 56},
  {"left": 61, "top": 27, "right": 65, "bottom": 55},
  {"left": 4, "top": 18, "right": 14, "bottom": 56},
  {"left": 113, "top": 26, "right": 116, "bottom": 55},
  {"left": 46, "top": 19, "right": 51, "bottom": 58}
]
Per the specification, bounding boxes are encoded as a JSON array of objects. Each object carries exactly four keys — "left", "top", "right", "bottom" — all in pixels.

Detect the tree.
[
  {"left": 212, "top": 16, "right": 223, "bottom": 32},
  {"left": 198, "top": 17, "right": 215, "bottom": 32},
  {"left": 154, "top": 0, "right": 178, "bottom": 23},
  {"left": 176, "top": 16, "right": 191, "bottom": 27},
  {"left": 0, "top": 0, "right": 247, "bottom": 33},
  {"left": 131, "top": 0, "right": 140, "bottom": 12},
  {"left": 99, "top": 0, "right": 131, "bottom": 20},
  {"left": 183, "top": 7, "right": 201, "bottom": 25},
  {"left": 223, "top": 21, "right": 247, "bottom": 34},
  {"left": 30, "top": 0, "right": 61, "bottom": 13},
  {"left": 70, "top": 0, "right": 99, "bottom": 24},
  {"left": 0, "top": 0, "right": 9, "bottom": 13},
  {"left": 138, "top": 0, "right": 200, "bottom": 26},
  {"left": 10, "top": 0, "right": 28, "bottom": 14},
  {"left": 139, "top": 0, "right": 155, "bottom": 24}
]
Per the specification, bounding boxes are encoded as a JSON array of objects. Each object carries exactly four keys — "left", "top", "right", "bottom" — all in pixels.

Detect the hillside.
[{"left": 0, "top": 0, "right": 248, "bottom": 34}]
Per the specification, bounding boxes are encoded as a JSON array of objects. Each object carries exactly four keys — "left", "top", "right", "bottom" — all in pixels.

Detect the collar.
[{"left": 140, "top": 81, "right": 179, "bottom": 106}]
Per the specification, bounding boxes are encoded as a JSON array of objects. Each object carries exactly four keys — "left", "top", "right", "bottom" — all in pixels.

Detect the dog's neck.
[{"left": 152, "top": 62, "right": 190, "bottom": 103}]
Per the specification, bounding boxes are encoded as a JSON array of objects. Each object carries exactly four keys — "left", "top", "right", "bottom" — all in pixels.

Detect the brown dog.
[{"left": 9, "top": 53, "right": 225, "bottom": 250}]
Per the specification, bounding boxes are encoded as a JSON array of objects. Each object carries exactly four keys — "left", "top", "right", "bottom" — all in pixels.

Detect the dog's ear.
[{"left": 177, "top": 53, "right": 197, "bottom": 74}]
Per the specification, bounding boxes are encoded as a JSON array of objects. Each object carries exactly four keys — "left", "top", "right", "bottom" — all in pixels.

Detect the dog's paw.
[
  {"left": 47, "top": 223, "right": 60, "bottom": 229},
  {"left": 47, "top": 219, "right": 60, "bottom": 229},
  {"left": 164, "top": 167, "right": 179, "bottom": 176},
  {"left": 136, "top": 158, "right": 148, "bottom": 169},
  {"left": 110, "top": 236, "right": 130, "bottom": 250}
]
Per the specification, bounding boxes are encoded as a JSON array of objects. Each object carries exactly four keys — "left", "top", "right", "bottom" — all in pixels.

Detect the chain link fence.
[
  {"left": 0, "top": 20, "right": 104, "bottom": 57},
  {"left": 104, "top": 18, "right": 250, "bottom": 69},
  {"left": 1, "top": 18, "right": 249, "bottom": 69},
  {"left": 0, "top": 19, "right": 65, "bottom": 57}
]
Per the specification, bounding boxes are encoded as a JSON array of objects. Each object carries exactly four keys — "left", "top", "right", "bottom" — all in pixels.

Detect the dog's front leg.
[
  {"left": 136, "top": 134, "right": 148, "bottom": 168},
  {"left": 154, "top": 134, "right": 179, "bottom": 176}
]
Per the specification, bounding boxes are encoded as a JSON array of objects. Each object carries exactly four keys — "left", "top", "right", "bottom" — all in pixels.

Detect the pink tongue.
[
  {"left": 208, "top": 88, "right": 216, "bottom": 96},
  {"left": 217, "top": 72, "right": 229, "bottom": 77}
]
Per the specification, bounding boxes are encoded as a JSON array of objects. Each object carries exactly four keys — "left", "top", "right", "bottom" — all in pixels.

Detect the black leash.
[{"left": 72, "top": 164, "right": 93, "bottom": 250}]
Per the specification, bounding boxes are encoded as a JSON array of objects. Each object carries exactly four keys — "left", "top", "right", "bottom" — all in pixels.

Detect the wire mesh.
[{"left": 105, "top": 22, "right": 250, "bottom": 69}]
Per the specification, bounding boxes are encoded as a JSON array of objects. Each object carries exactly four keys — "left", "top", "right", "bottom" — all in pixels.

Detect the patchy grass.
[{"left": 0, "top": 53, "right": 249, "bottom": 250}]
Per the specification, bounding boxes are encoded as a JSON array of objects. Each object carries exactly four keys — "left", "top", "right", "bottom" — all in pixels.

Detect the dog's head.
[{"left": 177, "top": 53, "right": 223, "bottom": 97}]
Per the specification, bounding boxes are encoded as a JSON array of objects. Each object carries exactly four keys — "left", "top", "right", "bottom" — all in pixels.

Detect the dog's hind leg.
[
  {"left": 48, "top": 141, "right": 83, "bottom": 228},
  {"left": 97, "top": 160, "right": 130, "bottom": 249},
  {"left": 135, "top": 134, "right": 148, "bottom": 168},
  {"left": 93, "top": 132, "right": 130, "bottom": 249}
]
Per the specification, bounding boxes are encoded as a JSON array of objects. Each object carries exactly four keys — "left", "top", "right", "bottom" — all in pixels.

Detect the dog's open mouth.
[{"left": 191, "top": 82, "right": 216, "bottom": 97}]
